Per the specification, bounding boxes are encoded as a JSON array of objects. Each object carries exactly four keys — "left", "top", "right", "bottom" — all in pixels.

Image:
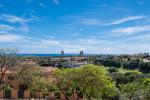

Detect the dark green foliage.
[
  {"left": 108, "top": 68, "right": 119, "bottom": 73},
  {"left": 4, "top": 85, "right": 12, "bottom": 98},
  {"left": 37, "top": 58, "right": 53, "bottom": 66},
  {"left": 95, "top": 58, "right": 122, "bottom": 68},
  {"left": 111, "top": 72, "right": 125, "bottom": 86},
  {"left": 111, "top": 72, "right": 141, "bottom": 87},
  {"left": 123, "top": 60, "right": 139, "bottom": 70},
  {"left": 139, "top": 62, "right": 150, "bottom": 73}
]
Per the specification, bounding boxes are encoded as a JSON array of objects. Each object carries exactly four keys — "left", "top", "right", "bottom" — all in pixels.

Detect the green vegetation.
[
  {"left": 16, "top": 63, "right": 42, "bottom": 85},
  {"left": 29, "top": 76, "right": 55, "bottom": 93},
  {"left": 0, "top": 48, "right": 150, "bottom": 99},
  {"left": 53, "top": 64, "right": 116, "bottom": 100},
  {"left": 94, "top": 55, "right": 150, "bottom": 73}
]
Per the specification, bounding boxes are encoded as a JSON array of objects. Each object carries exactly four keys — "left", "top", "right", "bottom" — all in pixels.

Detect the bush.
[
  {"left": 4, "top": 85, "right": 12, "bottom": 98},
  {"left": 123, "top": 61, "right": 139, "bottom": 70},
  {"left": 4, "top": 85, "right": 12, "bottom": 92},
  {"left": 108, "top": 68, "right": 119, "bottom": 73},
  {"left": 139, "top": 62, "right": 150, "bottom": 73}
]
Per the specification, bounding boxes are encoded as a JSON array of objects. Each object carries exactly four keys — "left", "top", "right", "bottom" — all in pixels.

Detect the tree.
[
  {"left": 53, "top": 68, "right": 73, "bottom": 91},
  {"left": 119, "top": 82, "right": 141, "bottom": 100},
  {"left": 118, "top": 78, "right": 150, "bottom": 100},
  {"left": 29, "top": 76, "right": 58, "bottom": 93},
  {"left": 142, "top": 78, "right": 150, "bottom": 100},
  {"left": 139, "top": 62, "right": 150, "bottom": 73},
  {"left": 77, "top": 64, "right": 116, "bottom": 100},
  {"left": 123, "top": 60, "right": 139, "bottom": 70},
  {"left": 0, "top": 48, "right": 18, "bottom": 88},
  {"left": 16, "top": 63, "right": 42, "bottom": 87},
  {"left": 37, "top": 57, "right": 53, "bottom": 66},
  {"left": 53, "top": 68, "right": 81, "bottom": 99},
  {"left": 53, "top": 64, "right": 117, "bottom": 100},
  {"left": 108, "top": 68, "right": 119, "bottom": 73},
  {"left": 24, "top": 67, "right": 59, "bottom": 98},
  {"left": 111, "top": 71, "right": 142, "bottom": 87}
]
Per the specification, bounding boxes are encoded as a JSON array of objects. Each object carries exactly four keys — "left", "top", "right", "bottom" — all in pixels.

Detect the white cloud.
[
  {"left": 0, "top": 14, "right": 29, "bottom": 24},
  {"left": 0, "top": 23, "right": 29, "bottom": 33},
  {"left": 59, "top": 38, "right": 105, "bottom": 51},
  {"left": 0, "top": 14, "right": 37, "bottom": 24},
  {"left": 129, "top": 34, "right": 150, "bottom": 41},
  {"left": 22, "top": 38, "right": 107, "bottom": 53},
  {"left": 47, "top": 36, "right": 55, "bottom": 39},
  {"left": 53, "top": 0, "right": 59, "bottom": 5},
  {"left": 72, "top": 33, "right": 79, "bottom": 37},
  {"left": 39, "top": 3, "right": 46, "bottom": 8},
  {"left": 18, "top": 25, "right": 30, "bottom": 32},
  {"left": 0, "top": 24, "right": 15, "bottom": 31},
  {"left": 79, "top": 18, "right": 102, "bottom": 26},
  {"left": 11, "top": 36, "right": 150, "bottom": 54},
  {"left": 112, "top": 25, "right": 150, "bottom": 36},
  {"left": 0, "top": 14, "right": 38, "bottom": 33},
  {"left": 107, "top": 16, "right": 145, "bottom": 25},
  {"left": 77, "top": 39, "right": 106, "bottom": 45},
  {"left": 0, "top": 33, "right": 27, "bottom": 42},
  {"left": 37, "top": 39, "right": 61, "bottom": 47},
  {"left": 111, "top": 43, "right": 150, "bottom": 54},
  {"left": 61, "top": 14, "right": 103, "bottom": 26}
]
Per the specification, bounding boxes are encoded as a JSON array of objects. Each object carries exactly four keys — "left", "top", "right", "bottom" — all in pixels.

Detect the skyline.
[{"left": 0, "top": 0, "right": 150, "bottom": 54}]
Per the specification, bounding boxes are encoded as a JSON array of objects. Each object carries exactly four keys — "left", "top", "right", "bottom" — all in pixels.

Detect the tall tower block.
[
  {"left": 61, "top": 50, "right": 64, "bottom": 56},
  {"left": 80, "top": 50, "right": 83, "bottom": 56}
]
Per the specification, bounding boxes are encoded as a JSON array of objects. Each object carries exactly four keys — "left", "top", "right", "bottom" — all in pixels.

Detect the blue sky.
[{"left": 0, "top": 0, "right": 150, "bottom": 54}]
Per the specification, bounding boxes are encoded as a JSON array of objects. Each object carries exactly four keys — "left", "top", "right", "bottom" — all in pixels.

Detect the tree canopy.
[{"left": 53, "top": 64, "right": 117, "bottom": 100}]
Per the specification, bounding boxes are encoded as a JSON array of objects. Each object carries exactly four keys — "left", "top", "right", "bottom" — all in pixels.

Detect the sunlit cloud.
[
  {"left": 128, "top": 34, "right": 150, "bottom": 41},
  {"left": 0, "top": 14, "right": 36, "bottom": 24},
  {"left": 0, "top": 14, "right": 38, "bottom": 33},
  {"left": 0, "top": 24, "right": 15, "bottom": 31},
  {"left": 107, "top": 16, "right": 145, "bottom": 25},
  {"left": 0, "top": 33, "right": 27, "bottom": 42},
  {"left": 111, "top": 25, "right": 150, "bottom": 36}
]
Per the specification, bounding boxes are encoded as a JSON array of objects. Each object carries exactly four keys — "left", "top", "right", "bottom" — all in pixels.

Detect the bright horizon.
[{"left": 0, "top": 0, "right": 150, "bottom": 54}]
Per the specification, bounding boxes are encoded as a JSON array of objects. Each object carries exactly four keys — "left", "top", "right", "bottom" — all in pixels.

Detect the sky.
[{"left": 0, "top": 0, "right": 150, "bottom": 54}]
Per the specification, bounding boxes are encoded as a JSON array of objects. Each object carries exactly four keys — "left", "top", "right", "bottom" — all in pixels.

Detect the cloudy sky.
[{"left": 0, "top": 0, "right": 150, "bottom": 54}]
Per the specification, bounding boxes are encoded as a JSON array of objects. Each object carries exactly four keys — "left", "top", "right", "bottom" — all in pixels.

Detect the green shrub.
[{"left": 108, "top": 68, "right": 119, "bottom": 73}]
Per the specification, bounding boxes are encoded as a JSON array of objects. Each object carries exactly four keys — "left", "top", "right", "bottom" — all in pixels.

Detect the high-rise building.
[
  {"left": 61, "top": 50, "right": 64, "bottom": 56},
  {"left": 80, "top": 50, "right": 83, "bottom": 56}
]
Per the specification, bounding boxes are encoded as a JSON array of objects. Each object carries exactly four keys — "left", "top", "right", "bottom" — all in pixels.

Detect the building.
[{"left": 80, "top": 50, "right": 84, "bottom": 56}]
